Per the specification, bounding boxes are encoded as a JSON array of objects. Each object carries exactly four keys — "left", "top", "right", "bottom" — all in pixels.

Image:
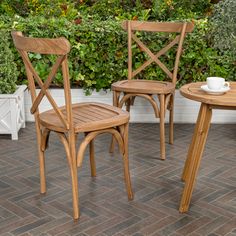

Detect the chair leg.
[
  {"left": 125, "top": 98, "right": 131, "bottom": 112},
  {"left": 57, "top": 132, "right": 79, "bottom": 220},
  {"left": 38, "top": 149, "right": 46, "bottom": 194},
  {"left": 68, "top": 135, "right": 80, "bottom": 220},
  {"left": 159, "top": 94, "right": 166, "bottom": 160},
  {"left": 35, "top": 122, "right": 46, "bottom": 194},
  {"left": 120, "top": 123, "right": 133, "bottom": 200},
  {"left": 110, "top": 91, "right": 119, "bottom": 153},
  {"left": 89, "top": 140, "right": 96, "bottom": 177},
  {"left": 169, "top": 95, "right": 174, "bottom": 145},
  {"left": 69, "top": 160, "right": 79, "bottom": 220},
  {"left": 109, "top": 135, "right": 116, "bottom": 153}
]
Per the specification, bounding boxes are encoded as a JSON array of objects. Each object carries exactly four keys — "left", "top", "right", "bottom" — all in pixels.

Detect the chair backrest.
[
  {"left": 11, "top": 31, "right": 73, "bottom": 130},
  {"left": 122, "top": 20, "right": 194, "bottom": 85}
]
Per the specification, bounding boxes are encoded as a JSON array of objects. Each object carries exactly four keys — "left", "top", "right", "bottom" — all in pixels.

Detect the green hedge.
[
  {"left": 0, "top": 1, "right": 235, "bottom": 93},
  {"left": 0, "top": 29, "right": 18, "bottom": 94},
  {"left": 209, "top": 0, "right": 236, "bottom": 59}
]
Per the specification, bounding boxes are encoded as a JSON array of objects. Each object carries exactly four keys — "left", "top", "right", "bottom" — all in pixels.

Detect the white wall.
[{"left": 24, "top": 89, "right": 236, "bottom": 123}]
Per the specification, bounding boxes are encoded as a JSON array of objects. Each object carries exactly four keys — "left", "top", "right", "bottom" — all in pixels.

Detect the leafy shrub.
[
  {"left": 0, "top": 29, "right": 18, "bottom": 94},
  {"left": 178, "top": 19, "right": 235, "bottom": 85},
  {"left": 148, "top": 0, "right": 212, "bottom": 21},
  {"left": 76, "top": 0, "right": 152, "bottom": 21},
  {"left": 4, "top": 14, "right": 235, "bottom": 93},
  {"left": 209, "top": 0, "right": 236, "bottom": 59},
  {"left": 1, "top": 0, "right": 212, "bottom": 21},
  {"left": 72, "top": 19, "right": 128, "bottom": 92},
  {"left": 74, "top": 0, "right": 212, "bottom": 21},
  {"left": 0, "top": 0, "right": 78, "bottom": 19},
  {"left": 0, "top": 0, "right": 235, "bottom": 93}
]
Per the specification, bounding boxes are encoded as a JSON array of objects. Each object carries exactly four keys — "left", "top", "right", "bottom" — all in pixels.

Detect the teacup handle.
[{"left": 224, "top": 82, "right": 230, "bottom": 87}]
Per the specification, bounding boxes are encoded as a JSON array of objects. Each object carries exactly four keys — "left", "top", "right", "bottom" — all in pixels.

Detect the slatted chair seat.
[
  {"left": 39, "top": 102, "right": 129, "bottom": 133},
  {"left": 112, "top": 80, "right": 175, "bottom": 94}
]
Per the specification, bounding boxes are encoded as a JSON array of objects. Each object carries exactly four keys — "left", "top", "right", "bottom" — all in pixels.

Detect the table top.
[{"left": 180, "top": 82, "right": 236, "bottom": 107}]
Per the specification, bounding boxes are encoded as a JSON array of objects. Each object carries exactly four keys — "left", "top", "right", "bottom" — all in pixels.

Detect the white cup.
[{"left": 207, "top": 77, "right": 229, "bottom": 90}]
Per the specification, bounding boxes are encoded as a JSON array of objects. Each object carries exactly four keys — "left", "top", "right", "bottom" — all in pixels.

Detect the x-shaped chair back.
[
  {"left": 122, "top": 20, "right": 194, "bottom": 84},
  {"left": 11, "top": 31, "right": 73, "bottom": 130}
]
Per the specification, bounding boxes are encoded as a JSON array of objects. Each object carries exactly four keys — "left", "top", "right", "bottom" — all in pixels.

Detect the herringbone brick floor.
[{"left": 0, "top": 123, "right": 236, "bottom": 236}]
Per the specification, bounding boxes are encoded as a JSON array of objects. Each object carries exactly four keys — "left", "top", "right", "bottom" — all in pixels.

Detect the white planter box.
[
  {"left": 0, "top": 85, "right": 27, "bottom": 140},
  {"left": 24, "top": 88, "right": 236, "bottom": 124}
]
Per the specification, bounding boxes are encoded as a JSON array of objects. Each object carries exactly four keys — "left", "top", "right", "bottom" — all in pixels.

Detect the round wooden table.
[{"left": 179, "top": 82, "right": 236, "bottom": 213}]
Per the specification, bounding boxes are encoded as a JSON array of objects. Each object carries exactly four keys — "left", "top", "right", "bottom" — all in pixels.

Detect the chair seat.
[
  {"left": 112, "top": 80, "right": 175, "bottom": 94},
  {"left": 39, "top": 102, "right": 129, "bottom": 133}
]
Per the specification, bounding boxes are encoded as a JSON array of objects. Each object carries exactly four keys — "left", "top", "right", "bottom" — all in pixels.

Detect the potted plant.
[{"left": 0, "top": 29, "right": 26, "bottom": 140}]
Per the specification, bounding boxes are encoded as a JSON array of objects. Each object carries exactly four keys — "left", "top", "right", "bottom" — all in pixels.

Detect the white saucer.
[{"left": 201, "top": 85, "right": 230, "bottom": 95}]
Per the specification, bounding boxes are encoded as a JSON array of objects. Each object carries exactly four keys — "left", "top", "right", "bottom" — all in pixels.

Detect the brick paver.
[{"left": 0, "top": 123, "right": 236, "bottom": 235}]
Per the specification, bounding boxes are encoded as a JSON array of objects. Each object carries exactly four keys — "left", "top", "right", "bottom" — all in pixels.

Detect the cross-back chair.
[
  {"left": 11, "top": 31, "right": 133, "bottom": 220},
  {"left": 111, "top": 20, "right": 194, "bottom": 160}
]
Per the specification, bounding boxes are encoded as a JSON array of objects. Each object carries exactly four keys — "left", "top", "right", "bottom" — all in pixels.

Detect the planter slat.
[{"left": 0, "top": 85, "right": 27, "bottom": 140}]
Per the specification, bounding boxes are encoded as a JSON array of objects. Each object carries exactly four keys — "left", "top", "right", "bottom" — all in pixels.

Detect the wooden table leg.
[
  {"left": 179, "top": 103, "right": 212, "bottom": 213},
  {"left": 181, "top": 103, "right": 204, "bottom": 181}
]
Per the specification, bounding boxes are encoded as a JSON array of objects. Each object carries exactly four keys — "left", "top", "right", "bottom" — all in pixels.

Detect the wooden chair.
[
  {"left": 111, "top": 20, "right": 194, "bottom": 160},
  {"left": 11, "top": 31, "right": 133, "bottom": 220}
]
